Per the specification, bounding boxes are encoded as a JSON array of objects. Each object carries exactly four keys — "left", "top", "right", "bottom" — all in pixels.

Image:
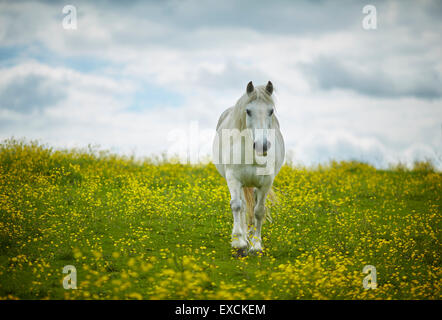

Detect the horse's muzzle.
[{"left": 253, "top": 140, "right": 271, "bottom": 156}]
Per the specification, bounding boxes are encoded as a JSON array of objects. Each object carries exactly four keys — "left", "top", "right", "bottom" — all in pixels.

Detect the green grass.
[{"left": 0, "top": 139, "right": 440, "bottom": 299}]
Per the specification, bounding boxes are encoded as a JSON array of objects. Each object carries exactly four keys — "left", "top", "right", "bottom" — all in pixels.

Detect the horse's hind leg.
[{"left": 226, "top": 174, "right": 248, "bottom": 256}]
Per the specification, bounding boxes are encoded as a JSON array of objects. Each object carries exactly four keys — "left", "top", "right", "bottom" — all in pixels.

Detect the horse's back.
[
  {"left": 216, "top": 106, "right": 234, "bottom": 131},
  {"left": 214, "top": 107, "right": 235, "bottom": 179}
]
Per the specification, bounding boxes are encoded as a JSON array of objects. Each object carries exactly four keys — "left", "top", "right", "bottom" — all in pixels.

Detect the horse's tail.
[
  {"left": 243, "top": 187, "right": 276, "bottom": 226},
  {"left": 243, "top": 187, "right": 255, "bottom": 226}
]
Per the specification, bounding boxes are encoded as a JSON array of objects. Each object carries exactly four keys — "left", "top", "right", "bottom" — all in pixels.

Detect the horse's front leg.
[
  {"left": 250, "top": 185, "right": 270, "bottom": 253},
  {"left": 226, "top": 173, "right": 247, "bottom": 256}
]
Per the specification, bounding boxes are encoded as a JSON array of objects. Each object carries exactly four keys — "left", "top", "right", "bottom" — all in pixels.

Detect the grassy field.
[{"left": 0, "top": 139, "right": 440, "bottom": 300}]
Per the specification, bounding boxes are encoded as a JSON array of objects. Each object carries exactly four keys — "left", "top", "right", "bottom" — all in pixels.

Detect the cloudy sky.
[{"left": 1, "top": 0, "right": 441, "bottom": 168}]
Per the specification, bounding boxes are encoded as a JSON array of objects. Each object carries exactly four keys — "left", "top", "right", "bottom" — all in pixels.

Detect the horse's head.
[{"left": 244, "top": 81, "right": 275, "bottom": 157}]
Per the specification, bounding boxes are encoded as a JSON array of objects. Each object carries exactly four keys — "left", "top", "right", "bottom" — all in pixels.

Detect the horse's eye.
[
  {"left": 269, "top": 109, "right": 274, "bottom": 116},
  {"left": 246, "top": 109, "right": 251, "bottom": 116}
]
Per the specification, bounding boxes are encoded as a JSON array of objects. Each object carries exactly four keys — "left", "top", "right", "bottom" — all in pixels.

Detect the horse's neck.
[
  {"left": 221, "top": 106, "right": 243, "bottom": 131},
  {"left": 273, "top": 116, "right": 280, "bottom": 129}
]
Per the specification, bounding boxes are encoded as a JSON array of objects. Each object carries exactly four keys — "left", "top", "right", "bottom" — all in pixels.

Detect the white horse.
[{"left": 212, "top": 81, "right": 285, "bottom": 256}]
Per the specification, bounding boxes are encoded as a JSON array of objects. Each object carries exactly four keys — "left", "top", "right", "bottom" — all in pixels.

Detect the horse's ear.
[
  {"left": 246, "top": 81, "right": 254, "bottom": 96},
  {"left": 266, "top": 81, "right": 273, "bottom": 95}
]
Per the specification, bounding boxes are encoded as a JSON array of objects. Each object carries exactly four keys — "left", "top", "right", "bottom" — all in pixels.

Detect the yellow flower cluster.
[{"left": 0, "top": 139, "right": 440, "bottom": 299}]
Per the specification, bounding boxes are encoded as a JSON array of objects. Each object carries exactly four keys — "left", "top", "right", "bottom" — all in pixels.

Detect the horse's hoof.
[
  {"left": 232, "top": 248, "right": 248, "bottom": 258},
  {"left": 249, "top": 249, "right": 263, "bottom": 256}
]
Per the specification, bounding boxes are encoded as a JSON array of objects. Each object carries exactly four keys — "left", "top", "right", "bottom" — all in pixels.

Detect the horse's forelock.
[
  {"left": 233, "top": 85, "right": 276, "bottom": 130},
  {"left": 239, "top": 85, "right": 274, "bottom": 108}
]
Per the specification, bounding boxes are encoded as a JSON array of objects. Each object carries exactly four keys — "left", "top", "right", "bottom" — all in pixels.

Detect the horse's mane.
[{"left": 231, "top": 85, "right": 279, "bottom": 130}]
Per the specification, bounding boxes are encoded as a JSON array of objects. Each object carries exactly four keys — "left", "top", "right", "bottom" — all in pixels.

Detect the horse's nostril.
[
  {"left": 254, "top": 141, "right": 271, "bottom": 153},
  {"left": 262, "top": 140, "right": 271, "bottom": 152},
  {"left": 262, "top": 142, "right": 268, "bottom": 152}
]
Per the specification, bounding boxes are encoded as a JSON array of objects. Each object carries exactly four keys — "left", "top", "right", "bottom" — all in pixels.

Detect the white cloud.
[{"left": 0, "top": 0, "right": 441, "bottom": 169}]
